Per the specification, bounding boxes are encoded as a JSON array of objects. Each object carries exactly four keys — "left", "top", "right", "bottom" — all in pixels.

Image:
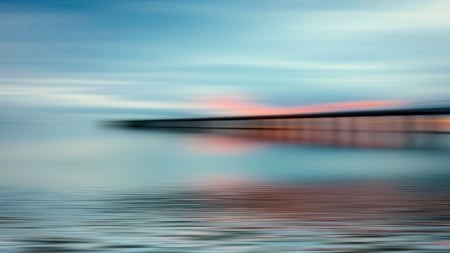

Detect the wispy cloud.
[
  {"left": 0, "top": 83, "right": 200, "bottom": 111},
  {"left": 194, "top": 58, "right": 389, "bottom": 71},
  {"left": 288, "top": 0, "right": 450, "bottom": 34},
  {"left": 0, "top": 78, "right": 130, "bottom": 86},
  {"left": 195, "top": 95, "right": 404, "bottom": 116}
]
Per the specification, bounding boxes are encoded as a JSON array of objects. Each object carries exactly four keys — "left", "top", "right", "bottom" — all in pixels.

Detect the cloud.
[
  {"left": 0, "top": 78, "right": 408, "bottom": 117},
  {"left": 289, "top": 0, "right": 450, "bottom": 34},
  {"left": 195, "top": 95, "right": 404, "bottom": 116},
  {"left": 0, "top": 82, "right": 201, "bottom": 111},
  {"left": 194, "top": 58, "right": 391, "bottom": 71},
  {"left": 0, "top": 78, "right": 129, "bottom": 86}
]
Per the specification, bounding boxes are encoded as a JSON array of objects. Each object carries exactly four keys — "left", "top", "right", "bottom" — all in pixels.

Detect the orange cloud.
[{"left": 196, "top": 96, "right": 404, "bottom": 116}]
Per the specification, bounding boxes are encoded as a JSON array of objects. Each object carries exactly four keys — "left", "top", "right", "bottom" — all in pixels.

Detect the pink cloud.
[{"left": 196, "top": 95, "right": 405, "bottom": 116}]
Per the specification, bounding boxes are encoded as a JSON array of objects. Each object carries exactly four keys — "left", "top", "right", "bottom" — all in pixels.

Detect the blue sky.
[{"left": 1, "top": 0, "right": 450, "bottom": 117}]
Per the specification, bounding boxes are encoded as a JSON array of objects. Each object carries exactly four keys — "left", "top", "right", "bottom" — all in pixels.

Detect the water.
[{"left": 0, "top": 113, "right": 449, "bottom": 252}]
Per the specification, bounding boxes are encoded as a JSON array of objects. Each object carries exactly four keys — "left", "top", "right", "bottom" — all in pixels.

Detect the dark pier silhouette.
[{"left": 106, "top": 105, "right": 450, "bottom": 149}]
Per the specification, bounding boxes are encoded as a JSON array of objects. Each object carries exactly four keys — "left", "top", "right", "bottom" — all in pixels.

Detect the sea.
[{"left": 0, "top": 111, "right": 449, "bottom": 252}]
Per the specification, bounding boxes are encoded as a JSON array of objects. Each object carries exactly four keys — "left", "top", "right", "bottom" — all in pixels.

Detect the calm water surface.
[{"left": 0, "top": 115, "right": 449, "bottom": 252}]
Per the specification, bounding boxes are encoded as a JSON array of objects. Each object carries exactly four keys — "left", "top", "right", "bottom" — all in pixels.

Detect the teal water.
[{"left": 0, "top": 114, "right": 449, "bottom": 252}]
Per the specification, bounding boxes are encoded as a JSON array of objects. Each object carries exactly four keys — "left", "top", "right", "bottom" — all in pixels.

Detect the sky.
[{"left": 1, "top": 0, "right": 450, "bottom": 118}]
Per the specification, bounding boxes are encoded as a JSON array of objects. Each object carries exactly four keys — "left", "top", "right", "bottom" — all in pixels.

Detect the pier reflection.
[{"left": 121, "top": 116, "right": 450, "bottom": 149}]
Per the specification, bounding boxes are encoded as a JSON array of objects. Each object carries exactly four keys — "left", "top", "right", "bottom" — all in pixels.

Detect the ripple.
[{"left": 1, "top": 182, "right": 450, "bottom": 252}]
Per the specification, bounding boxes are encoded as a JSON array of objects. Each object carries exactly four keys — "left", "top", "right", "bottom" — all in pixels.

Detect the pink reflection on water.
[
  {"left": 187, "top": 135, "right": 265, "bottom": 154},
  {"left": 190, "top": 179, "right": 450, "bottom": 223},
  {"left": 186, "top": 130, "right": 428, "bottom": 150}
]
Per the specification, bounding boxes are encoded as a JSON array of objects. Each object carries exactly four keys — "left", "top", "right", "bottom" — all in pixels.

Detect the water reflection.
[
  {"left": 0, "top": 115, "right": 448, "bottom": 252},
  {"left": 1, "top": 180, "right": 450, "bottom": 252},
  {"left": 189, "top": 129, "right": 448, "bottom": 149}
]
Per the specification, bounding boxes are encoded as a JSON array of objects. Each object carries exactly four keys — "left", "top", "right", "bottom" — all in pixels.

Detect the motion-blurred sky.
[{"left": 1, "top": 0, "right": 449, "bottom": 117}]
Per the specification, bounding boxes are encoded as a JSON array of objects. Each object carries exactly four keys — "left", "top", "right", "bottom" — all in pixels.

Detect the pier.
[{"left": 107, "top": 105, "right": 450, "bottom": 148}]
